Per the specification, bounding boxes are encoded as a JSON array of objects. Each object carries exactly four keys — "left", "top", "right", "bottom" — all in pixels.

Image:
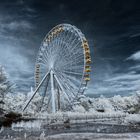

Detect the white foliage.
[
  {"left": 124, "top": 114, "right": 140, "bottom": 124},
  {"left": 1, "top": 66, "right": 140, "bottom": 117},
  {"left": 4, "top": 91, "right": 140, "bottom": 115},
  {"left": 0, "top": 66, "right": 9, "bottom": 100},
  {"left": 39, "top": 131, "right": 45, "bottom": 140},
  {"left": 74, "top": 93, "right": 140, "bottom": 114},
  {"left": 73, "top": 104, "right": 86, "bottom": 113},
  {"left": 12, "top": 120, "right": 42, "bottom": 130}
]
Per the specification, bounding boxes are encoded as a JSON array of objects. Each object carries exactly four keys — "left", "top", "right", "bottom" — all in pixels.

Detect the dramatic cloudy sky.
[{"left": 0, "top": 0, "right": 140, "bottom": 97}]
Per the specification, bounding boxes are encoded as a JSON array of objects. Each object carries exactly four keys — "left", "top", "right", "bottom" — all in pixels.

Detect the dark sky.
[{"left": 0, "top": 0, "right": 140, "bottom": 97}]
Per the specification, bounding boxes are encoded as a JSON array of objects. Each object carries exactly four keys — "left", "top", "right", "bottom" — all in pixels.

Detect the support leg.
[
  {"left": 39, "top": 74, "right": 50, "bottom": 111},
  {"left": 50, "top": 70, "right": 56, "bottom": 113},
  {"left": 23, "top": 71, "right": 50, "bottom": 112}
]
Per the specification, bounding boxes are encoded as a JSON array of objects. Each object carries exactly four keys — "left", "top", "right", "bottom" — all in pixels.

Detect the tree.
[{"left": 0, "top": 66, "right": 15, "bottom": 103}]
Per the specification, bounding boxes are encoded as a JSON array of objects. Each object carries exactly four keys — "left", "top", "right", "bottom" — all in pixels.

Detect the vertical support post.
[
  {"left": 57, "top": 87, "right": 60, "bottom": 111},
  {"left": 54, "top": 74, "right": 71, "bottom": 103},
  {"left": 50, "top": 70, "right": 56, "bottom": 113}
]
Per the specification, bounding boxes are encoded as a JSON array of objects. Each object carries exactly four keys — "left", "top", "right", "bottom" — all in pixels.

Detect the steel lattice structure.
[{"left": 23, "top": 24, "right": 91, "bottom": 113}]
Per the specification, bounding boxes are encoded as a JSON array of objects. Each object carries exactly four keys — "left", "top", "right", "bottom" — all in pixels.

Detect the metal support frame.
[{"left": 23, "top": 69, "right": 73, "bottom": 113}]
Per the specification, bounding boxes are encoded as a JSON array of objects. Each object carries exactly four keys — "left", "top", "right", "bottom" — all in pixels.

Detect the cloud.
[
  {"left": 100, "top": 50, "right": 140, "bottom": 96},
  {"left": 0, "top": 20, "right": 33, "bottom": 33},
  {"left": 105, "top": 72, "right": 140, "bottom": 81},
  {"left": 6, "top": 21, "right": 33, "bottom": 30},
  {"left": 130, "top": 33, "right": 140, "bottom": 38},
  {"left": 127, "top": 51, "right": 140, "bottom": 61},
  {"left": 0, "top": 43, "right": 35, "bottom": 92},
  {"left": 129, "top": 65, "right": 140, "bottom": 70},
  {"left": 0, "top": 11, "right": 35, "bottom": 44},
  {"left": 87, "top": 52, "right": 140, "bottom": 97},
  {"left": 87, "top": 71, "right": 140, "bottom": 97}
]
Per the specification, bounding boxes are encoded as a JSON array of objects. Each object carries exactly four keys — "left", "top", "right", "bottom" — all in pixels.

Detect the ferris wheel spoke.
[
  {"left": 54, "top": 33, "right": 75, "bottom": 62},
  {"left": 56, "top": 31, "right": 69, "bottom": 51},
  {"left": 40, "top": 44, "right": 50, "bottom": 60},
  {"left": 55, "top": 71, "right": 77, "bottom": 97},
  {"left": 67, "top": 37, "right": 81, "bottom": 51},
  {"left": 61, "top": 68, "right": 83, "bottom": 75},
  {"left": 55, "top": 62, "right": 84, "bottom": 72},
  {"left": 56, "top": 33, "right": 80, "bottom": 62},
  {"left": 56, "top": 75, "right": 76, "bottom": 98},
  {"left": 60, "top": 40, "right": 81, "bottom": 59},
  {"left": 59, "top": 58, "right": 84, "bottom": 68},
  {"left": 62, "top": 72, "right": 81, "bottom": 87},
  {"left": 63, "top": 64, "right": 84, "bottom": 70},
  {"left": 61, "top": 57, "right": 84, "bottom": 67},
  {"left": 61, "top": 31, "right": 75, "bottom": 50},
  {"left": 56, "top": 50, "right": 84, "bottom": 66},
  {"left": 51, "top": 32, "right": 69, "bottom": 62},
  {"left": 40, "top": 53, "right": 49, "bottom": 64},
  {"left": 36, "top": 59, "right": 46, "bottom": 65},
  {"left": 62, "top": 80, "right": 78, "bottom": 97},
  {"left": 67, "top": 48, "right": 83, "bottom": 60},
  {"left": 62, "top": 76, "right": 81, "bottom": 91},
  {"left": 38, "top": 50, "right": 50, "bottom": 64},
  {"left": 38, "top": 57, "right": 47, "bottom": 64},
  {"left": 60, "top": 48, "right": 83, "bottom": 65},
  {"left": 61, "top": 70, "right": 83, "bottom": 76},
  {"left": 56, "top": 70, "right": 81, "bottom": 91},
  {"left": 54, "top": 73, "right": 74, "bottom": 101}
]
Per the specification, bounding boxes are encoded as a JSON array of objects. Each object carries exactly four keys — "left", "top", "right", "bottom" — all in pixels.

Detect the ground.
[
  {"left": 1, "top": 133, "right": 140, "bottom": 140},
  {"left": 46, "top": 133, "right": 140, "bottom": 140}
]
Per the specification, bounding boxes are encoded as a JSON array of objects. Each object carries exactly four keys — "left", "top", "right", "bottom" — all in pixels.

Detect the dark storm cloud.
[{"left": 0, "top": 0, "right": 140, "bottom": 96}]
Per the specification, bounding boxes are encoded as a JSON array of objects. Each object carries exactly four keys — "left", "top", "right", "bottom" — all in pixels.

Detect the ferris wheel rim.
[{"left": 35, "top": 23, "right": 91, "bottom": 97}]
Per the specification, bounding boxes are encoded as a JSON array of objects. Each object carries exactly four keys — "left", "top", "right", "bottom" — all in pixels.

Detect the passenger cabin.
[
  {"left": 85, "top": 68, "right": 91, "bottom": 72},
  {"left": 84, "top": 77, "right": 90, "bottom": 81},
  {"left": 85, "top": 65, "right": 90, "bottom": 69},
  {"left": 86, "top": 59, "right": 91, "bottom": 64},
  {"left": 84, "top": 74, "right": 90, "bottom": 77},
  {"left": 86, "top": 55, "right": 91, "bottom": 59}
]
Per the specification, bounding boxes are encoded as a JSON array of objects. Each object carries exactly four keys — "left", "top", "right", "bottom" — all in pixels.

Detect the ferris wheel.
[{"left": 23, "top": 24, "right": 91, "bottom": 113}]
